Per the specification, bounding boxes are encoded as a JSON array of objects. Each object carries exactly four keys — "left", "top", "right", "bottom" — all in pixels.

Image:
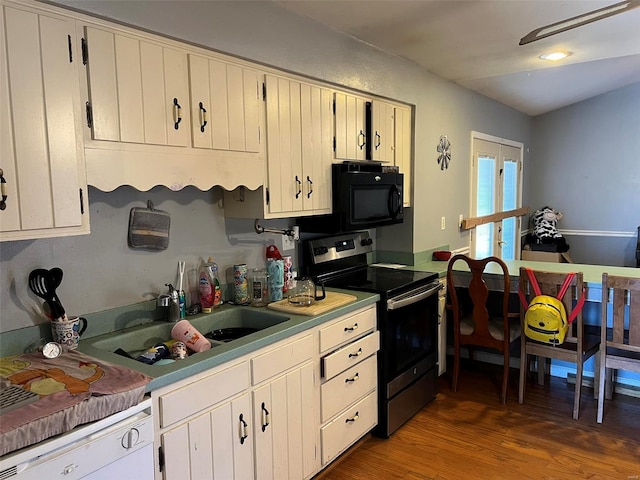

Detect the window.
[{"left": 470, "top": 133, "right": 523, "bottom": 260}]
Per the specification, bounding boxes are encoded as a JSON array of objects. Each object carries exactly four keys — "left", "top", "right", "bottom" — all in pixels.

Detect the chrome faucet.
[{"left": 157, "top": 283, "right": 180, "bottom": 322}]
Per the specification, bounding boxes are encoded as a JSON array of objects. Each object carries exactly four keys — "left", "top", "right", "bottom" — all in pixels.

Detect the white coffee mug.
[{"left": 50, "top": 316, "right": 87, "bottom": 350}]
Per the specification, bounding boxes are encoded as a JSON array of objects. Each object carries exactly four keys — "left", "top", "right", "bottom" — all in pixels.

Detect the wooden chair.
[
  {"left": 447, "top": 255, "right": 520, "bottom": 404},
  {"left": 596, "top": 273, "right": 640, "bottom": 423},
  {"left": 518, "top": 268, "right": 599, "bottom": 420}
]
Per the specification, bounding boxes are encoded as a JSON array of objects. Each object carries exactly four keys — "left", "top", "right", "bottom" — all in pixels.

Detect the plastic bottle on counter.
[
  {"left": 199, "top": 257, "right": 221, "bottom": 313},
  {"left": 211, "top": 260, "right": 222, "bottom": 308}
]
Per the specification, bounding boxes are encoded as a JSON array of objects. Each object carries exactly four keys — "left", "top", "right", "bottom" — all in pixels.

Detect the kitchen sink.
[{"left": 87, "top": 307, "right": 291, "bottom": 360}]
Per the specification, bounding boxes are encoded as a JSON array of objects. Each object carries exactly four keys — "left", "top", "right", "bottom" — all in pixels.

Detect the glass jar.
[{"left": 250, "top": 269, "right": 269, "bottom": 307}]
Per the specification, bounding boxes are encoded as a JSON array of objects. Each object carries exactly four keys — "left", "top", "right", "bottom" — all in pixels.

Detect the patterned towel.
[{"left": 0, "top": 350, "right": 151, "bottom": 456}]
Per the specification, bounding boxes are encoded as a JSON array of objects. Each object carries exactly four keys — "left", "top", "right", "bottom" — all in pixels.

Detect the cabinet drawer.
[
  {"left": 320, "top": 390, "right": 377, "bottom": 465},
  {"left": 319, "top": 307, "right": 376, "bottom": 353},
  {"left": 159, "top": 361, "right": 249, "bottom": 428},
  {"left": 321, "top": 354, "right": 377, "bottom": 422},
  {"left": 322, "top": 331, "right": 379, "bottom": 380},
  {"left": 251, "top": 334, "right": 313, "bottom": 385}
]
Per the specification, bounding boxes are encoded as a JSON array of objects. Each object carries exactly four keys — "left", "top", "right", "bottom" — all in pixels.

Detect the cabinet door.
[
  {"left": 161, "top": 393, "right": 254, "bottom": 480},
  {"left": 1, "top": 4, "right": 87, "bottom": 240},
  {"left": 265, "top": 75, "right": 303, "bottom": 215},
  {"left": 83, "top": 26, "right": 190, "bottom": 146},
  {"left": 189, "top": 54, "right": 260, "bottom": 153},
  {"left": 334, "top": 91, "right": 368, "bottom": 161},
  {"left": 394, "top": 106, "right": 412, "bottom": 207},
  {"left": 300, "top": 84, "right": 333, "bottom": 214},
  {"left": 253, "top": 361, "right": 316, "bottom": 480},
  {"left": 371, "top": 100, "right": 395, "bottom": 163}
]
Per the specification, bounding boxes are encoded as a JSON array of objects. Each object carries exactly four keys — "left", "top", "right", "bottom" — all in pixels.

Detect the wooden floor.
[{"left": 314, "top": 361, "right": 640, "bottom": 480}]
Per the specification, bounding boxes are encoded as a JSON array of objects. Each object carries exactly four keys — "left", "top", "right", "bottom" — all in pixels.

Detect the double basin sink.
[{"left": 82, "top": 307, "right": 291, "bottom": 375}]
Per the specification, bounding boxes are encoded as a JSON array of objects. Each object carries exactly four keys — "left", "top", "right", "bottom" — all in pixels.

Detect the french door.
[{"left": 470, "top": 134, "right": 523, "bottom": 260}]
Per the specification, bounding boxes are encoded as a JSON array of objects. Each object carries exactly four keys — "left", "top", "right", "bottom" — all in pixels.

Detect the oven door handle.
[{"left": 386, "top": 282, "right": 442, "bottom": 311}]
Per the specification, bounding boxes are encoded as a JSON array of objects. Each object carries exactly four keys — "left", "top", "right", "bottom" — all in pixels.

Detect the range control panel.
[{"left": 306, "top": 231, "right": 374, "bottom": 265}]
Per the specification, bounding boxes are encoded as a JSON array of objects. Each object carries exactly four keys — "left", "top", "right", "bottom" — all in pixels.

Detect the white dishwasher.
[{"left": 0, "top": 398, "right": 154, "bottom": 480}]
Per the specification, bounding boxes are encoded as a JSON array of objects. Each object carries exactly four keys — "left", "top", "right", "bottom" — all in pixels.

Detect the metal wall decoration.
[{"left": 437, "top": 135, "right": 451, "bottom": 170}]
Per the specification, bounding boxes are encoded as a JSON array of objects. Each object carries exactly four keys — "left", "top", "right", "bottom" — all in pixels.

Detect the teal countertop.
[
  {"left": 75, "top": 288, "right": 379, "bottom": 391},
  {"left": 1, "top": 289, "right": 378, "bottom": 392},
  {"left": 408, "top": 258, "right": 640, "bottom": 301}
]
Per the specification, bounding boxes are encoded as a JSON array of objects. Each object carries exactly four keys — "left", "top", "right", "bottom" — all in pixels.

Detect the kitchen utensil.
[
  {"left": 28, "top": 269, "right": 65, "bottom": 319},
  {"left": 288, "top": 277, "right": 326, "bottom": 306}
]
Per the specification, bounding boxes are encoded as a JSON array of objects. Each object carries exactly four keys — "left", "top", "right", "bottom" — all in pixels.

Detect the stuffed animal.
[{"left": 532, "top": 206, "right": 565, "bottom": 244}]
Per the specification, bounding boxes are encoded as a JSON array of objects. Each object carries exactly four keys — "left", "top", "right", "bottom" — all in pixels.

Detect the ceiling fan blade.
[{"left": 519, "top": 0, "right": 640, "bottom": 45}]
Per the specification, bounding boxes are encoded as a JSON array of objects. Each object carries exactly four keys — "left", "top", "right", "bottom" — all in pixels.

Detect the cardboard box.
[{"left": 521, "top": 250, "right": 573, "bottom": 263}]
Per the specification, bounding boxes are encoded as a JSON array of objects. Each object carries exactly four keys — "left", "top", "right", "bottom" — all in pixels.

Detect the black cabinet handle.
[
  {"left": 173, "top": 98, "right": 182, "bottom": 130},
  {"left": 345, "top": 411, "right": 360, "bottom": 423},
  {"left": 295, "top": 176, "right": 302, "bottom": 199},
  {"left": 306, "top": 176, "right": 313, "bottom": 198},
  {"left": 345, "top": 373, "right": 359, "bottom": 383},
  {"left": 0, "top": 169, "right": 7, "bottom": 211},
  {"left": 239, "top": 413, "right": 248, "bottom": 444},
  {"left": 348, "top": 348, "right": 363, "bottom": 358},
  {"left": 199, "top": 102, "right": 208, "bottom": 133},
  {"left": 261, "top": 402, "right": 270, "bottom": 432},
  {"left": 358, "top": 130, "right": 366, "bottom": 150}
]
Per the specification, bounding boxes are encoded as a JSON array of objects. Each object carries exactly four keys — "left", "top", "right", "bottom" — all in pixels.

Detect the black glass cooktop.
[{"left": 323, "top": 266, "right": 438, "bottom": 297}]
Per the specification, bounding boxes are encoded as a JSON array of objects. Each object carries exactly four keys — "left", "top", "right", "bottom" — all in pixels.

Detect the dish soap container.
[{"left": 199, "top": 257, "right": 221, "bottom": 313}]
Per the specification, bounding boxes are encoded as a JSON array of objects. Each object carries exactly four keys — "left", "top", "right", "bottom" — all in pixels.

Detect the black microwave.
[{"left": 298, "top": 162, "right": 403, "bottom": 233}]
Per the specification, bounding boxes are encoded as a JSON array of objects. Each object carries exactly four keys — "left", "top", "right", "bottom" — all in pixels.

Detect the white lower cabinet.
[
  {"left": 161, "top": 393, "right": 254, "bottom": 480},
  {"left": 154, "top": 305, "right": 378, "bottom": 480},
  {"left": 319, "top": 307, "right": 380, "bottom": 466}
]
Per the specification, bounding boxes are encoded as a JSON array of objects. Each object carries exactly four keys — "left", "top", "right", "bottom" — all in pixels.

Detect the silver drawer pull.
[
  {"left": 345, "top": 373, "right": 359, "bottom": 383},
  {"left": 345, "top": 411, "right": 360, "bottom": 423},
  {"left": 348, "top": 348, "right": 363, "bottom": 359},
  {"left": 344, "top": 323, "right": 358, "bottom": 332}
]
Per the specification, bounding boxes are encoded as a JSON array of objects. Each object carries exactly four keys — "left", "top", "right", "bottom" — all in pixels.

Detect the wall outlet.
[
  {"left": 282, "top": 234, "right": 296, "bottom": 251},
  {"left": 441, "top": 216, "right": 446, "bottom": 230}
]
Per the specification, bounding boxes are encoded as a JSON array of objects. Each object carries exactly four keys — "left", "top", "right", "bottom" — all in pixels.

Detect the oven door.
[{"left": 380, "top": 281, "right": 441, "bottom": 398}]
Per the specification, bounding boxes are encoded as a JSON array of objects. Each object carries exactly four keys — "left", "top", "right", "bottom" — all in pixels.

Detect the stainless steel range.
[{"left": 301, "top": 231, "right": 441, "bottom": 437}]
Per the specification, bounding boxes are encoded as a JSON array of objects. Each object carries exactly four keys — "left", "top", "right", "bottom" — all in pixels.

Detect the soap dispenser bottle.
[
  {"left": 199, "top": 257, "right": 222, "bottom": 313},
  {"left": 199, "top": 258, "right": 214, "bottom": 313}
]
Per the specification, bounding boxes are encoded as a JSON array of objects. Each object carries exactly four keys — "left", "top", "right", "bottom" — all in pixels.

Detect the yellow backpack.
[{"left": 519, "top": 269, "right": 585, "bottom": 345}]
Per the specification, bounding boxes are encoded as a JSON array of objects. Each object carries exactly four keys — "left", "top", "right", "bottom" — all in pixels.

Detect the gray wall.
[
  {"left": 0, "top": 0, "right": 561, "bottom": 334},
  {"left": 530, "top": 82, "right": 640, "bottom": 267}
]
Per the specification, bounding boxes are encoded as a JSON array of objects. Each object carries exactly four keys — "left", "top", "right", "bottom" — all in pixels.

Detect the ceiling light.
[{"left": 539, "top": 51, "right": 571, "bottom": 61}]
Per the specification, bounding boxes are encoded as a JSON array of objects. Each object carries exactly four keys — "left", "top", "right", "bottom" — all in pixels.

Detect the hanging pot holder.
[{"left": 128, "top": 200, "right": 170, "bottom": 250}]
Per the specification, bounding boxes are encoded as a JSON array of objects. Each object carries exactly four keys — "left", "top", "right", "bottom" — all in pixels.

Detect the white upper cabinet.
[
  {"left": 82, "top": 25, "right": 190, "bottom": 147},
  {"left": 188, "top": 54, "right": 261, "bottom": 153},
  {"left": 224, "top": 75, "right": 332, "bottom": 219},
  {"left": 334, "top": 91, "right": 369, "bottom": 162},
  {"left": 394, "top": 106, "right": 412, "bottom": 207},
  {"left": 371, "top": 100, "right": 395, "bottom": 163},
  {"left": 78, "top": 21, "right": 265, "bottom": 192},
  {"left": 1, "top": 1, "right": 88, "bottom": 242}
]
